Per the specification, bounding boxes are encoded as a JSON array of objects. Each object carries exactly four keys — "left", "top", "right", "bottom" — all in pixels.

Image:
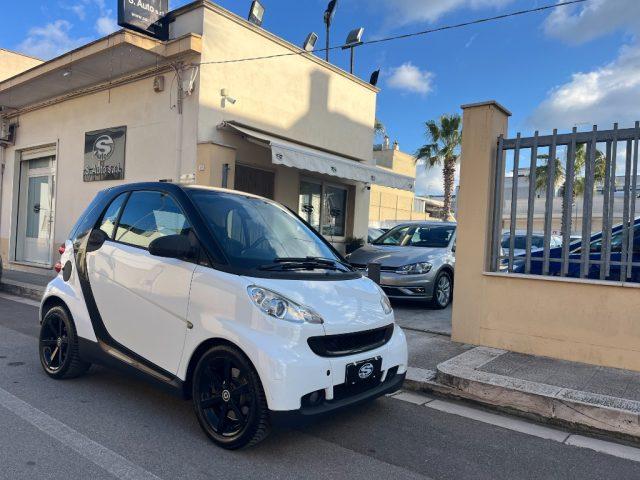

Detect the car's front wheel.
[
  {"left": 39, "top": 305, "right": 91, "bottom": 379},
  {"left": 192, "top": 345, "right": 270, "bottom": 449},
  {"left": 431, "top": 271, "right": 453, "bottom": 309}
]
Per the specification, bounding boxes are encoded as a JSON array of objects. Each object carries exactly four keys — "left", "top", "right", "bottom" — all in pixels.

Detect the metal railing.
[{"left": 490, "top": 122, "right": 640, "bottom": 282}]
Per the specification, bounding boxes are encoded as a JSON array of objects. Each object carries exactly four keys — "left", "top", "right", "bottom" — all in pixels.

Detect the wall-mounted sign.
[
  {"left": 118, "top": 0, "right": 169, "bottom": 40},
  {"left": 84, "top": 127, "right": 127, "bottom": 182}
]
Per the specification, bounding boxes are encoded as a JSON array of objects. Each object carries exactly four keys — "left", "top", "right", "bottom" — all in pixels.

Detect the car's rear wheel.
[
  {"left": 431, "top": 271, "right": 452, "bottom": 309},
  {"left": 39, "top": 305, "right": 90, "bottom": 379},
  {"left": 192, "top": 345, "right": 270, "bottom": 449}
]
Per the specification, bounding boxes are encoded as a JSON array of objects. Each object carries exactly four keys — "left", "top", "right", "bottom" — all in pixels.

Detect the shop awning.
[{"left": 220, "top": 122, "right": 415, "bottom": 192}]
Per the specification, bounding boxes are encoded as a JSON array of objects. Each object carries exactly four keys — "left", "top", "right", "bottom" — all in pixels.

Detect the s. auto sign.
[
  {"left": 84, "top": 127, "right": 127, "bottom": 182},
  {"left": 118, "top": 0, "right": 169, "bottom": 40}
]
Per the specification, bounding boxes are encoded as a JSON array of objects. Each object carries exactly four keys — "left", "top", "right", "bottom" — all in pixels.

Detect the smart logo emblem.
[
  {"left": 93, "top": 135, "right": 115, "bottom": 161},
  {"left": 358, "top": 362, "right": 374, "bottom": 379}
]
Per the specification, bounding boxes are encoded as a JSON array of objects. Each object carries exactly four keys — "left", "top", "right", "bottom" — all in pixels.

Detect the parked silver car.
[{"left": 346, "top": 222, "right": 456, "bottom": 308}]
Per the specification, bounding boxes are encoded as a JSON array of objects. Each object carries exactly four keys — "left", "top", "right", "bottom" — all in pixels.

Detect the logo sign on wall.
[
  {"left": 84, "top": 127, "right": 127, "bottom": 182},
  {"left": 118, "top": 0, "right": 169, "bottom": 40}
]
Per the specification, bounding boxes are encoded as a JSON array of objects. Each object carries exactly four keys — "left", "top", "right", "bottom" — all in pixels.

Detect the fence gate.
[{"left": 490, "top": 122, "right": 640, "bottom": 283}]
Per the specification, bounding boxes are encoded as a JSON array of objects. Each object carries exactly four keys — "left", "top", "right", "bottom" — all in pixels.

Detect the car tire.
[
  {"left": 430, "top": 271, "right": 453, "bottom": 309},
  {"left": 192, "top": 345, "right": 271, "bottom": 450},
  {"left": 39, "top": 305, "right": 91, "bottom": 379}
]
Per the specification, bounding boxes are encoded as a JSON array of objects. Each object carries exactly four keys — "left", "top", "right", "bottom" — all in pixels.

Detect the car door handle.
[{"left": 33, "top": 204, "right": 41, "bottom": 213}]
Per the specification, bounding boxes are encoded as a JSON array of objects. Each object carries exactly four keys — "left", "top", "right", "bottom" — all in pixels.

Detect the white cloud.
[
  {"left": 530, "top": 44, "right": 640, "bottom": 130},
  {"left": 416, "top": 161, "right": 460, "bottom": 196},
  {"left": 96, "top": 15, "right": 119, "bottom": 36},
  {"left": 386, "top": 62, "right": 434, "bottom": 95},
  {"left": 375, "top": 0, "right": 513, "bottom": 28},
  {"left": 531, "top": 2, "right": 640, "bottom": 130},
  {"left": 543, "top": 0, "right": 640, "bottom": 45},
  {"left": 17, "top": 20, "right": 89, "bottom": 60}
]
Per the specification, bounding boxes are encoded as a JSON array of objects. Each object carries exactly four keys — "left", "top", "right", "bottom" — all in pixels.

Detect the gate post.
[{"left": 451, "top": 101, "right": 510, "bottom": 345}]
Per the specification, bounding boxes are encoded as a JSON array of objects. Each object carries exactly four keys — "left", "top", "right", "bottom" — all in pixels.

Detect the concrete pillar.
[{"left": 451, "top": 101, "right": 511, "bottom": 345}]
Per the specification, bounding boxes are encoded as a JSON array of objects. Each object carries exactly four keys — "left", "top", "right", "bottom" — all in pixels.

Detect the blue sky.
[{"left": 1, "top": 0, "right": 639, "bottom": 195}]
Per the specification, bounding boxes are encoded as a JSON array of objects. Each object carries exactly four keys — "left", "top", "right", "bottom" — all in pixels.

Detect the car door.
[{"left": 86, "top": 190, "right": 196, "bottom": 375}]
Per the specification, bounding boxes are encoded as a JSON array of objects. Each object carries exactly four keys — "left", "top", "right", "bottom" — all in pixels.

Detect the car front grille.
[
  {"left": 351, "top": 263, "right": 398, "bottom": 272},
  {"left": 307, "top": 324, "right": 394, "bottom": 357}
]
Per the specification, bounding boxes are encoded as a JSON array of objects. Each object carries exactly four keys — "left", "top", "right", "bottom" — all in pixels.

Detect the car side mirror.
[
  {"left": 149, "top": 234, "right": 193, "bottom": 260},
  {"left": 86, "top": 229, "right": 108, "bottom": 252},
  {"left": 451, "top": 245, "right": 456, "bottom": 253}
]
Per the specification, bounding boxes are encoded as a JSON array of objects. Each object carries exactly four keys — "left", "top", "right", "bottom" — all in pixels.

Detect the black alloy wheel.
[
  {"left": 39, "top": 306, "right": 90, "bottom": 379},
  {"left": 192, "top": 345, "right": 270, "bottom": 449}
]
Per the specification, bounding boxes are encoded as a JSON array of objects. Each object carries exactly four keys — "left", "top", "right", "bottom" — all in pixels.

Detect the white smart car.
[{"left": 39, "top": 182, "right": 407, "bottom": 449}]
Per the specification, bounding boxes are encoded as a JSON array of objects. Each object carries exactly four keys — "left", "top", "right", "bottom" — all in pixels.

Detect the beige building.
[
  {"left": 0, "top": 49, "right": 43, "bottom": 82},
  {"left": 0, "top": 0, "right": 413, "bottom": 273},
  {"left": 370, "top": 142, "right": 432, "bottom": 229}
]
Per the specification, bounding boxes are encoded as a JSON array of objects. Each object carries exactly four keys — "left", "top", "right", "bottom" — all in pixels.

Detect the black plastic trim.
[
  {"left": 270, "top": 371, "right": 405, "bottom": 425},
  {"left": 307, "top": 324, "right": 395, "bottom": 357}
]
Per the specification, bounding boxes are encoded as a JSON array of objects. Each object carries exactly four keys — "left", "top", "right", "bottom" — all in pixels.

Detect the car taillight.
[
  {"left": 58, "top": 244, "right": 66, "bottom": 255},
  {"left": 54, "top": 262, "right": 63, "bottom": 273}
]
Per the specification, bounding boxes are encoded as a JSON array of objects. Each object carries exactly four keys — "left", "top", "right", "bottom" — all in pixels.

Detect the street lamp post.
[{"left": 324, "top": 0, "right": 338, "bottom": 62}]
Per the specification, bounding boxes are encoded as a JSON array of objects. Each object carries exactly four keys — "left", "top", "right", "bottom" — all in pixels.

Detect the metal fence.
[{"left": 490, "top": 122, "right": 640, "bottom": 282}]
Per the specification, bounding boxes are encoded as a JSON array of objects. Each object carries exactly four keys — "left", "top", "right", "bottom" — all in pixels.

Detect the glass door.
[{"left": 16, "top": 157, "right": 55, "bottom": 265}]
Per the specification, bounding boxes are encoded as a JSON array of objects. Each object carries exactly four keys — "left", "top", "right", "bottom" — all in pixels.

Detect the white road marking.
[
  {"left": 565, "top": 435, "right": 640, "bottom": 463},
  {"left": 0, "top": 387, "right": 162, "bottom": 480},
  {"left": 391, "top": 391, "right": 640, "bottom": 463},
  {"left": 426, "top": 399, "right": 570, "bottom": 442},
  {"left": 0, "top": 292, "right": 40, "bottom": 308}
]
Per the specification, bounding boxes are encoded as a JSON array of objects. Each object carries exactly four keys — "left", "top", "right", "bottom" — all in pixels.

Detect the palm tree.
[
  {"left": 374, "top": 119, "right": 386, "bottom": 138},
  {"left": 415, "top": 114, "right": 462, "bottom": 220},
  {"left": 535, "top": 143, "right": 606, "bottom": 236}
]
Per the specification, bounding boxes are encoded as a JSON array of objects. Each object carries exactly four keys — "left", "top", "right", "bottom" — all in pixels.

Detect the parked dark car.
[{"left": 513, "top": 218, "right": 640, "bottom": 282}]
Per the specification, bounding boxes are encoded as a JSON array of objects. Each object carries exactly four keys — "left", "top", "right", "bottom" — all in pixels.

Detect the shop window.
[
  {"left": 115, "top": 191, "right": 191, "bottom": 249},
  {"left": 299, "top": 180, "right": 347, "bottom": 238}
]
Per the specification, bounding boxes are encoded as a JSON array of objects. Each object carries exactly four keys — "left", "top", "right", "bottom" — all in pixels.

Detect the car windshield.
[
  {"left": 502, "top": 235, "right": 545, "bottom": 250},
  {"left": 373, "top": 224, "right": 455, "bottom": 248},
  {"left": 188, "top": 190, "right": 349, "bottom": 273}
]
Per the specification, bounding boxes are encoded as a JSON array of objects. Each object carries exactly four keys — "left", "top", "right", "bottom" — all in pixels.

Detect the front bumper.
[
  {"left": 257, "top": 324, "right": 408, "bottom": 412},
  {"left": 271, "top": 371, "right": 405, "bottom": 424},
  {"left": 380, "top": 271, "right": 434, "bottom": 299}
]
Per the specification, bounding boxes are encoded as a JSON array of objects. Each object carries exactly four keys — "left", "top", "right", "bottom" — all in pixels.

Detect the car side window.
[
  {"left": 98, "top": 193, "right": 128, "bottom": 239},
  {"left": 115, "top": 191, "right": 191, "bottom": 250}
]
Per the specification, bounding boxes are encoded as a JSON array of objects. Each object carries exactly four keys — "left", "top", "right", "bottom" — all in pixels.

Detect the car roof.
[
  {"left": 98, "top": 182, "right": 269, "bottom": 201},
  {"left": 393, "top": 221, "right": 457, "bottom": 228}
]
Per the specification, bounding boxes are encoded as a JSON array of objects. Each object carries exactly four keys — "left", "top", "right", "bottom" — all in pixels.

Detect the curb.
[
  {"left": 0, "top": 280, "right": 44, "bottom": 302},
  {"left": 417, "top": 347, "right": 640, "bottom": 443}
]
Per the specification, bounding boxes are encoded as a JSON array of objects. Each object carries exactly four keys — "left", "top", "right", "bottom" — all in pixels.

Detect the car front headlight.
[
  {"left": 380, "top": 290, "right": 393, "bottom": 315},
  {"left": 395, "top": 262, "right": 432, "bottom": 275},
  {"left": 247, "top": 286, "right": 324, "bottom": 324}
]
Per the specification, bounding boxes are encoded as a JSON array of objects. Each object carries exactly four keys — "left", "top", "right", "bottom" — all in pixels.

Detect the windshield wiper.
[{"left": 259, "top": 257, "right": 348, "bottom": 272}]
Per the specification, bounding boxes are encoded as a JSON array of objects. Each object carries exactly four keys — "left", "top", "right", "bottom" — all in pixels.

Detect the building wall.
[
  {"left": 452, "top": 101, "right": 640, "bottom": 372},
  {"left": 0, "top": 70, "right": 199, "bottom": 268},
  {"left": 369, "top": 148, "right": 431, "bottom": 228},
  {"left": 0, "top": 49, "right": 43, "bottom": 82},
  {"left": 195, "top": 3, "right": 376, "bottom": 240}
]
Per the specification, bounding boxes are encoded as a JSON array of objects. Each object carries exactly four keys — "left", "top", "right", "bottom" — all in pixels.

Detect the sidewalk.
[
  {"left": 0, "top": 268, "right": 52, "bottom": 301},
  {"left": 3, "top": 268, "right": 640, "bottom": 443}
]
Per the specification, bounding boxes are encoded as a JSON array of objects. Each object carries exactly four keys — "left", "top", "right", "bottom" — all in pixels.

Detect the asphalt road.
[{"left": 0, "top": 294, "right": 638, "bottom": 480}]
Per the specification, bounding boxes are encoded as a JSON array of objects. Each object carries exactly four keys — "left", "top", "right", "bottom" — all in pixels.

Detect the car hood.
[
  {"left": 348, "top": 244, "right": 447, "bottom": 268},
  {"left": 243, "top": 275, "right": 392, "bottom": 335}
]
